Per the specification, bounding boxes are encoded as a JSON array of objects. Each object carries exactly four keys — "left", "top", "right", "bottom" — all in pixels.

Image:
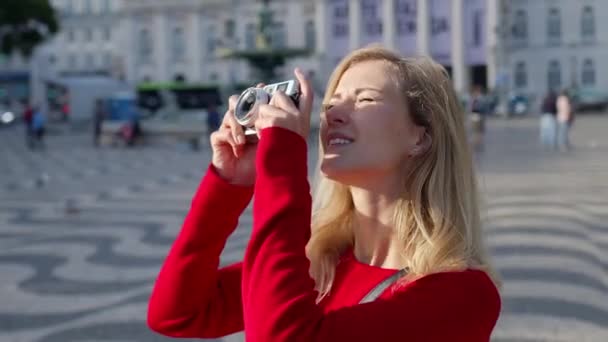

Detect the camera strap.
[{"left": 359, "top": 268, "right": 408, "bottom": 304}]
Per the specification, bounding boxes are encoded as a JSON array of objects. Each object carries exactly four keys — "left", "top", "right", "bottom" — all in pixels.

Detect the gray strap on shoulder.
[{"left": 359, "top": 269, "right": 408, "bottom": 304}]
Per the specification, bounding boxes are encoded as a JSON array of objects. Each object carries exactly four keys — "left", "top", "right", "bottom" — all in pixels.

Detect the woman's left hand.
[{"left": 254, "top": 68, "right": 314, "bottom": 140}]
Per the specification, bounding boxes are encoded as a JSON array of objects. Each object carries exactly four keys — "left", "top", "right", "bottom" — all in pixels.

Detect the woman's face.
[{"left": 320, "top": 60, "right": 425, "bottom": 185}]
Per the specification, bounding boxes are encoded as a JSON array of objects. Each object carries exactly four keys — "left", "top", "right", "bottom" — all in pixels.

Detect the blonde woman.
[{"left": 148, "top": 46, "right": 501, "bottom": 341}]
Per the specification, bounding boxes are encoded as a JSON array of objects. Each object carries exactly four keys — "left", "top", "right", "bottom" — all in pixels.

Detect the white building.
[
  {"left": 119, "top": 0, "right": 318, "bottom": 85},
  {"left": 3, "top": 0, "right": 607, "bottom": 111},
  {"left": 43, "top": 0, "right": 126, "bottom": 78},
  {"left": 505, "top": 0, "right": 607, "bottom": 99}
]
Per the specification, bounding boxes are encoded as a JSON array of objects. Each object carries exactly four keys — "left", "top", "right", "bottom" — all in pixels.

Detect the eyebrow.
[{"left": 330, "top": 87, "right": 383, "bottom": 100}]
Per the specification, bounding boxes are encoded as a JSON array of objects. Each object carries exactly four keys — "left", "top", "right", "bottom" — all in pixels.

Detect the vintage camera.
[{"left": 234, "top": 79, "right": 300, "bottom": 142}]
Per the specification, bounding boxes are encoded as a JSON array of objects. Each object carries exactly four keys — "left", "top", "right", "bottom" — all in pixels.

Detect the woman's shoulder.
[{"left": 396, "top": 268, "right": 501, "bottom": 308}]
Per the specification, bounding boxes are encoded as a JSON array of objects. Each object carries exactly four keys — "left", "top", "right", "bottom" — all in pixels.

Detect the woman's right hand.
[{"left": 210, "top": 94, "right": 258, "bottom": 186}]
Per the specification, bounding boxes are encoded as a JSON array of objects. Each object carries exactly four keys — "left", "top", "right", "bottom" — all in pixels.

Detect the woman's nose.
[{"left": 324, "top": 103, "right": 350, "bottom": 126}]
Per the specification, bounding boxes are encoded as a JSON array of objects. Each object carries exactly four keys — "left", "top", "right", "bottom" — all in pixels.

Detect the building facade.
[
  {"left": 2, "top": 0, "right": 607, "bottom": 109},
  {"left": 41, "top": 0, "right": 126, "bottom": 78},
  {"left": 119, "top": 0, "right": 318, "bottom": 85},
  {"left": 505, "top": 0, "right": 607, "bottom": 100}
]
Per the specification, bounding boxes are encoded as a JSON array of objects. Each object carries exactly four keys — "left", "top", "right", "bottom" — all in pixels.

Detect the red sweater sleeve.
[
  {"left": 241, "top": 127, "right": 501, "bottom": 342},
  {"left": 148, "top": 164, "right": 253, "bottom": 338}
]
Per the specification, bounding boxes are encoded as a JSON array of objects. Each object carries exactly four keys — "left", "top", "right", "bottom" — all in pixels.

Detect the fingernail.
[{"left": 237, "top": 135, "right": 244, "bottom": 145}]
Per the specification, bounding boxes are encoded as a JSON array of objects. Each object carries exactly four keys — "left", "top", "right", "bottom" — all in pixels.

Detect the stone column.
[
  {"left": 188, "top": 12, "right": 202, "bottom": 82},
  {"left": 315, "top": 0, "right": 328, "bottom": 83},
  {"left": 416, "top": 0, "right": 430, "bottom": 56},
  {"left": 486, "top": 0, "right": 498, "bottom": 90},
  {"left": 155, "top": 12, "right": 169, "bottom": 81},
  {"left": 122, "top": 14, "right": 136, "bottom": 83},
  {"left": 451, "top": 0, "right": 468, "bottom": 94},
  {"left": 349, "top": 0, "right": 361, "bottom": 50},
  {"left": 383, "top": 0, "right": 397, "bottom": 50}
]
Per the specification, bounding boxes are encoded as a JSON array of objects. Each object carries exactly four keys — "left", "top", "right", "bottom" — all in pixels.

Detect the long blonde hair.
[{"left": 306, "top": 46, "right": 499, "bottom": 301}]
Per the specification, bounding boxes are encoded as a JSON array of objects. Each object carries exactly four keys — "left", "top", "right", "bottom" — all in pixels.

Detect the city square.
[{"left": 0, "top": 114, "right": 607, "bottom": 342}]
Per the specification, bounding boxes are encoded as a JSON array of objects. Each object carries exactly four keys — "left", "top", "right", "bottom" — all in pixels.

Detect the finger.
[
  {"left": 256, "top": 83, "right": 266, "bottom": 88},
  {"left": 221, "top": 107, "right": 245, "bottom": 145},
  {"left": 211, "top": 128, "right": 242, "bottom": 157},
  {"left": 294, "top": 67, "right": 314, "bottom": 117},
  {"left": 227, "top": 95, "right": 239, "bottom": 113},
  {"left": 258, "top": 103, "right": 290, "bottom": 121},
  {"left": 269, "top": 90, "right": 299, "bottom": 114}
]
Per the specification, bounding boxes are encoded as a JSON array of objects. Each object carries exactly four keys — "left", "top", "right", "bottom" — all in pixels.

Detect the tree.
[{"left": 0, "top": 0, "right": 59, "bottom": 57}]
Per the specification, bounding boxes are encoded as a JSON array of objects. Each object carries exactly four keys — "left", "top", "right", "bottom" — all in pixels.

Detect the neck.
[{"left": 349, "top": 173, "right": 406, "bottom": 270}]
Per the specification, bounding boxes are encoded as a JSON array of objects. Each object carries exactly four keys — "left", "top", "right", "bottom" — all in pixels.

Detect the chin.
[{"left": 320, "top": 161, "right": 361, "bottom": 185}]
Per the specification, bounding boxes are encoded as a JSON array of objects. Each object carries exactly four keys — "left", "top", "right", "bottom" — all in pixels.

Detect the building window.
[
  {"left": 84, "top": 0, "right": 92, "bottom": 14},
  {"left": 68, "top": 54, "right": 77, "bottom": 69},
  {"left": 547, "top": 60, "right": 561, "bottom": 91},
  {"left": 139, "top": 28, "right": 152, "bottom": 64},
  {"left": 272, "top": 22, "right": 286, "bottom": 48},
  {"left": 332, "top": 2, "right": 349, "bottom": 38},
  {"left": 305, "top": 20, "right": 315, "bottom": 50},
  {"left": 547, "top": 8, "right": 561, "bottom": 45},
  {"left": 245, "top": 23, "right": 256, "bottom": 49},
  {"left": 67, "top": 29, "right": 75, "bottom": 42},
  {"left": 581, "top": 59, "right": 595, "bottom": 86},
  {"left": 103, "top": 27, "right": 111, "bottom": 41},
  {"left": 85, "top": 54, "right": 94, "bottom": 69},
  {"left": 395, "top": 0, "right": 416, "bottom": 36},
  {"left": 102, "top": 0, "right": 111, "bottom": 13},
  {"left": 103, "top": 52, "right": 112, "bottom": 68},
  {"left": 85, "top": 28, "right": 93, "bottom": 41},
  {"left": 473, "top": 10, "right": 483, "bottom": 47},
  {"left": 512, "top": 9, "right": 528, "bottom": 43},
  {"left": 361, "top": 0, "right": 382, "bottom": 36},
  {"left": 514, "top": 62, "right": 527, "bottom": 88},
  {"left": 66, "top": 0, "right": 74, "bottom": 14},
  {"left": 206, "top": 24, "right": 216, "bottom": 58},
  {"left": 581, "top": 6, "right": 595, "bottom": 42},
  {"left": 171, "top": 27, "right": 185, "bottom": 62},
  {"left": 225, "top": 19, "right": 235, "bottom": 39}
]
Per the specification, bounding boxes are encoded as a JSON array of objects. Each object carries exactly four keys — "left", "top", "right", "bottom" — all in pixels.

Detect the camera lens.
[{"left": 241, "top": 92, "right": 256, "bottom": 113}]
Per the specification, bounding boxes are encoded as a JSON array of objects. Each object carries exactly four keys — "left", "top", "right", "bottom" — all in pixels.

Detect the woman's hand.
[
  {"left": 254, "top": 68, "right": 314, "bottom": 140},
  {"left": 210, "top": 92, "right": 260, "bottom": 186}
]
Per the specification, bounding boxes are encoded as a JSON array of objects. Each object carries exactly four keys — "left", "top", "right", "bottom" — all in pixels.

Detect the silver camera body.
[{"left": 234, "top": 79, "right": 300, "bottom": 141}]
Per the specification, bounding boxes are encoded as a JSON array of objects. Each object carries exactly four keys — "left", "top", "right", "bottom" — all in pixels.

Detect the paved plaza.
[{"left": 0, "top": 115, "right": 607, "bottom": 342}]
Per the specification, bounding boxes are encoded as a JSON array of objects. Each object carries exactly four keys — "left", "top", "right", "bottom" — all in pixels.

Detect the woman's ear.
[{"left": 409, "top": 131, "right": 431, "bottom": 157}]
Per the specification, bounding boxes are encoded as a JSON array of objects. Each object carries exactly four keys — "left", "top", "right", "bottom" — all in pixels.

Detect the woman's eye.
[
  {"left": 359, "top": 98, "right": 374, "bottom": 102},
  {"left": 322, "top": 103, "right": 334, "bottom": 111}
]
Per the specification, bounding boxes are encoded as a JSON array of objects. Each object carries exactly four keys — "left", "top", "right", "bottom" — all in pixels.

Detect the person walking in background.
[
  {"left": 556, "top": 90, "right": 573, "bottom": 151},
  {"left": 469, "top": 85, "right": 487, "bottom": 152},
  {"left": 539, "top": 90, "right": 558, "bottom": 149},
  {"left": 206, "top": 103, "right": 221, "bottom": 134},
  {"left": 31, "top": 106, "right": 46, "bottom": 149},
  {"left": 22, "top": 102, "right": 34, "bottom": 149},
  {"left": 93, "top": 100, "right": 106, "bottom": 147}
]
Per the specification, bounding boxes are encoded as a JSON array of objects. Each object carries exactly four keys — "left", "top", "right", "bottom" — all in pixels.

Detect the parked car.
[{"left": 569, "top": 87, "right": 608, "bottom": 112}]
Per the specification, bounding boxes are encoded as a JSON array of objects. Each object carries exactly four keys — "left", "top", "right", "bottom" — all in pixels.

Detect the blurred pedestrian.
[
  {"left": 206, "top": 103, "right": 221, "bottom": 134},
  {"left": 22, "top": 102, "right": 34, "bottom": 149},
  {"left": 556, "top": 90, "right": 573, "bottom": 151},
  {"left": 31, "top": 106, "right": 46, "bottom": 149},
  {"left": 93, "top": 99, "right": 105, "bottom": 147},
  {"left": 539, "top": 91, "right": 558, "bottom": 149},
  {"left": 469, "top": 85, "right": 487, "bottom": 152}
]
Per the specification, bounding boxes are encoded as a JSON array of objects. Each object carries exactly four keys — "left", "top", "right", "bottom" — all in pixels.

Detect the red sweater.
[{"left": 148, "top": 127, "right": 501, "bottom": 341}]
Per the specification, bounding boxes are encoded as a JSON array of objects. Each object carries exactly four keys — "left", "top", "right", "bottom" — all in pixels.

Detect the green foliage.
[{"left": 0, "top": 0, "right": 59, "bottom": 56}]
